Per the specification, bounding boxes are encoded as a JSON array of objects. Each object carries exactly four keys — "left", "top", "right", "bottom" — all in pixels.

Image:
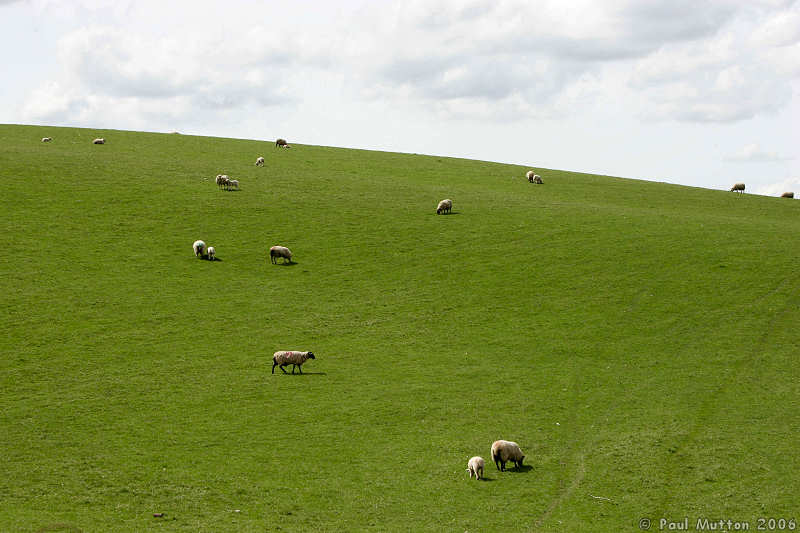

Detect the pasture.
[{"left": 1, "top": 124, "right": 798, "bottom": 531}]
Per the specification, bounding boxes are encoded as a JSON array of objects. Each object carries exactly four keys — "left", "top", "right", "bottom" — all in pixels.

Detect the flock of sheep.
[
  {"left": 729, "top": 182, "right": 795, "bottom": 198},
  {"left": 467, "top": 440, "right": 527, "bottom": 481}
]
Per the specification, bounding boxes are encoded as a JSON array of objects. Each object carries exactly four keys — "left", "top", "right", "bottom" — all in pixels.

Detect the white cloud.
[
  {"left": 755, "top": 177, "right": 800, "bottom": 196},
  {"left": 725, "top": 143, "right": 794, "bottom": 162}
]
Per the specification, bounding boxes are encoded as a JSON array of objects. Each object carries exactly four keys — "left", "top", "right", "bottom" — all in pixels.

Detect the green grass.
[{"left": 1, "top": 124, "right": 798, "bottom": 532}]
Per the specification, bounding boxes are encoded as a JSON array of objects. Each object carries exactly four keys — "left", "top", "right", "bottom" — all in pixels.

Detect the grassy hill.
[{"left": 1, "top": 124, "right": 798, "bottom": 532}]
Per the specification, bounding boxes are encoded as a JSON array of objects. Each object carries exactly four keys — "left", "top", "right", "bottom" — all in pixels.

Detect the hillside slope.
[{"left": 1, "top": 124, "right": 798, "bottom": 532}]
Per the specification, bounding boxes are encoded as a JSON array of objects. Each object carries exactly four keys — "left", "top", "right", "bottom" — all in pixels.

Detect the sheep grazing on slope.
[
  {"left": 436, "top": 199, "right": 453, "bottom": 215},
  {"left": 193, "top": 240, "right": 206, "bottom": 258},
  {"left": 255, "top": 156, "right": 265, "bottom": 166},
  {"left": 275, "top": 138, "right": 288, "bottom": 148},
  {"left": 92, "top": 138, "right": 105, "bottom": 145},
  {"left": 530, "top": 174, "right": 543, "bottom": 184},
  {"left": 207, "top": 246, "right": 216, "bottom": 260},
  {"left": 272, "top": 351, "right": 316, "bottom": 374},
  {"left": 491, "top": 440, "right": 525, "bottom": 471},
  {"left": 216, "top": 174, "right": 230, "bottom": 190},
  {"left": 781, "top": 192, "right": 794, "bottom": 198},
  {"left": 269, "top": 245, "right": 292, "bottom": 264},
  {"left": 228, "top": 179, "right": 239, "bottom": 190},
  {"left": 41, "top": 137, "right": 52, "bottom": 142},
  {"left": 467, "top": 456, "right": 485, "bottom": 480},
  {"left": 730, "top": 183, "right": 745, "bottom": 194}
]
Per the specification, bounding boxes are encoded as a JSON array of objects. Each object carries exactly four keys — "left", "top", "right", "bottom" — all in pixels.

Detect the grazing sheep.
[
  {"left": 92, "top": 138, "right": 105, "bottom": 145},
  {"left": 781, "top": 192, "right": 794, "bottom": 198},
  {"left": 216, "top": 174, "right": 230, "bottom": 190},
  {"left": 255, "top": 156, "right": 265, "bottom": 166},
  {"left": 436, "top": 199, "right": 453, "bottom": 215},
  {"left": 207, "top": 246, "right": 216, "bottom": 260},
  {"left": 269, "top": 245, "right": 293, "bottom": 264},
  {"left": 467, "top": 456, "right": 485, "bottom": 480},
  {"left": 228, "top": 179, "right": 239, "bottom": 190},
  {"left": 193, "top": 240, "right": 206, "bottom": 258},
  {"left": 41, "top": 137, "right": 52, "bottom": 142},
  {"left": 272, "top": 351, "right": 316, "bottom": 374},
  {"left": 491, "top": 440, "right": 525, "bottom": 471},
  {"left": 276, "top": 138, "right": 287, "bottom": 147},
  {"left": 730, "top": 183, "right": 745, "bottom": 193},
  {"left": 531, "top": 174, "right": 543, "bottom": 184},
  {"left": 525, "top": 170, "right": 535, "bottom": 181}
]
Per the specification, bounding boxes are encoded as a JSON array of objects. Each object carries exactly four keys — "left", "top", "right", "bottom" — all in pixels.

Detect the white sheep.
[
  {"left": 207, "top": 246, "right": 216, "bottom": 260},
  {"left": 269, "top": 245, "right": 292, "bottom": 264},
  {"left": 216, "top": 174, "right": 230, "bottom": 190},
  {"left": 229, "top": 179, "right": 239, "bottom": 190},
  {"left": 93, "top": 138, "right": 105, "bottom": 145},
  {"left": 255, "top": 156, "right": 265, "bottom": 166},
  {"left": 466, "top": 456, "right": 485, "bottom": 480},
  {"left": 730, "top": 183, "right": 745, "bottom": 194},
  {"left": 193, "top": 240, "right": 206, "bottom": 258},
  {"left": 436, "top": 199, "right": 452, "bottom": 215},
  {"left": 272, "top": 351, "right": 316, "bottom": 374},
  {"left": 781, "top": 192, "right": 794, "bottom": 198},
  {"left": 41, "top": 137, "right": 52, "bottom": 142},
  {"left": 491, "top": 440, "right": 525, "bottom": 471}
]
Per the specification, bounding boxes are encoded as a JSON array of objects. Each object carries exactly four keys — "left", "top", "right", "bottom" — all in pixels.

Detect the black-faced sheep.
[
  {"left": 255, "top": 156, "right": 265, "bottom": 166},
  {"left": 491, "top": 440, "right": 525, "bottom": 471},
  {"left": 193, "top": 240, "right": 206, "bottom": 258},
  {"left": 730, "top": 183, "right": 745, "bottom": 193},
  {"left": 272, "top": 351, "right": 315, "bottom": 374},
  {"left": 216, "top": 174, "right": 230, "bottom": 190},
  {"left": 93, "top": 138, "right": 105, "bottom": 145},
  {"left": 276, "top": 138, "right": 287, "bottom": 147},
  {"left": 467, "top": 456, "right": 485, "bottom": 480},
  {"left": 269, "top": 245, "right": 292, "bottom": 264},
  {"left": 781, "top": 192, "right": 794, "bottom": 198},
  {"left": 436, "top": 199, "right": 452, "bottom": 215}
]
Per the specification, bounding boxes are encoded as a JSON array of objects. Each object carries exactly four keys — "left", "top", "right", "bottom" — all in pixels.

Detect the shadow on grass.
[
  {"left": 275, "top": 371, "right": 327, "bottom": 376},
  {"left": 435, "top": 212, "right": 461, "bottom": 216},
  {"left": 270, "top": 261, "right": 297, "bottom": 267},
  {"left": 505, "top": 465, "right": 533, "bottom": 473}
]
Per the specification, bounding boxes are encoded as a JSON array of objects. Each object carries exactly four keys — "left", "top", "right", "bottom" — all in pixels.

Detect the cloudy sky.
[{"left": 2, "top": 0, "right": 798, "bottom": 194}]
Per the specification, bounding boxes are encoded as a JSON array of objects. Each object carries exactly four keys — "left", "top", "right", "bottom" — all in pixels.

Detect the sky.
[{"left": 1, "top": 0, "right": 798, "bottom": 194}]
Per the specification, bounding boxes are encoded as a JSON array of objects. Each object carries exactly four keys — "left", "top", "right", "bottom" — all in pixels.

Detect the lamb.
[
  {"left": 730, "top": 183, "right": 745, "bottom": 193},
  {"left": 207, "top": 246, "right": 216, "bottom": 260},
  {"left": 781, "top": 192, "right": 794, "bottom": 198},
  {"left": 491, "top": 440, "right": 525, "bottom": 471},
  {"left": 41, "top": 137, "right": 52, "bottom": 142},
  {"left": 269, "top": 245, "right": 292, "bottom": 264},
  {"left": 228, "top": 179, "right": 239, "bottom": 190},
  {"left": 276, "top": 138, "right": 288, "bottom": 147},
  {"left": 272, "top": 351, "right": 316, "bottom": 374},
  {"left": 193, "top": 240, "right": 206, "bottom": 258},
  {"left": 436, "top": 199, "right": 453, "bottom": 215},
  {"left": 92, "top": 138, "right": 105, "bottom": 145},
  {"left": 255, "top": 156, "right": 265, "bottom": 166},
  {"left": 467, "top": 456, "right": 485, "bottom": 480}
]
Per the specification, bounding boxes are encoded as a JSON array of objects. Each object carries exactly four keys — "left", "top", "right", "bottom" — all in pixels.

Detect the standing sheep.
[
  {"left": 276, "top": 138, "right": 288, "bottom": 147},
  {"left": 730, "top": 183, "right": 745, "bottom": 193},
  {"left": 192, "top": 240, "right": 206, "bottom": 258},
  {"left": 491, "top": 440, "right": 525, "bottom": 471},
  {"left": 467, "top": 456, "right": 485, "bottom": 480},
  {"left": 781, "top": 192, "right": 794, "bottom": 198},
  {"left": 269, "top": 245, "right": 292, "bottom": 264},
  {"left": 216, "top": 174, "right": 230, "bottom": 190},
  {"left": 93, "top": 138, "right": 105, "bottom": 145},
  {"left": 530, "top": 174, "right": 543, "bottom": 184},
  {"left": 228, "top": 179, "right": 239, "bottom": 190},
  {"left": 255, "top": 156, "right": 265, "bottom": 166},
  {"left": 272, "top": 351, "right": 316, "bottom": 374},
  {"left": 41, "top": 137, "right": 52, "bottom": 142},
  {"left": 436, "top": 199, "right": 453, "bottom": 215},
  {"left": 207, "top": 246, "right": 216, "bottom": 260}
]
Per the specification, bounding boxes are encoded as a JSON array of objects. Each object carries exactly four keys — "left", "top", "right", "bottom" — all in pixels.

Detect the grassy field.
[{"left": 1, "top": 124, "right": 798, "bottom": 532}]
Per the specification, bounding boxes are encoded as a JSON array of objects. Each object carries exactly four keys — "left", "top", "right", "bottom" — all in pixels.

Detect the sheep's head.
[{"left": 307, "top": 352, "right": 315, "bottom": 359}]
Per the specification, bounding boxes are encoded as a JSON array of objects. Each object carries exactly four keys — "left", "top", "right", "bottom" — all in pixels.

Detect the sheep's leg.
[
  {"left": 271, "top": 361, "right": 277, "bottom": 374},
  {"left": 297, "top": 364, "right": 303, "bottom": 374},
  {"left": 279, "top": 364, "right": 288, "bottom": 374}
]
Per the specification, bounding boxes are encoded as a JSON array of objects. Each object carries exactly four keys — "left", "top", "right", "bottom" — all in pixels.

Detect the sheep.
[
  {"left": 436, "top": 199, "right": 452, "bottom": 215},
  {"left": 730, "top": 183, "right": 745, "bottom": 193},
  {"left": 491, "top": 440, "right": 525, "bottom": 471},
  {"left": 228, "top": 179, "right": 239, "bottom": 190},
  {"left": 93, "top": 138, "right": 105, "bottom": 145},
  {"left": 272, "top": 350, "right": 316, "bottom": 374},
  {"left": 781, "top": 192, "right": 794, "bottom": 198},
  {"left": 276, "top": 138, "right": 287, "bottom": 147},
  {"left": 41, "top": 137, "right": 52, "bottom": 142},
  {"left": 467, "top": 456, "right": 485, "bottom": 480},
  {"left": 207, "top": 246, "right": 216, "bottom": 260},
  {"left": 193, "top": 240, "right": 206, "bottom": 258},
  {"left": 533, "top": 175, "right": 543, "bottom": 184},
  {"left": 269, "top": 245, "right": 292, "bottom": 264},
  {"left": 216, "top": 174, "right": 230, "bottom": 190},
  {"left": 255, "top": 156, "right": 265, "bottom": 166}
]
